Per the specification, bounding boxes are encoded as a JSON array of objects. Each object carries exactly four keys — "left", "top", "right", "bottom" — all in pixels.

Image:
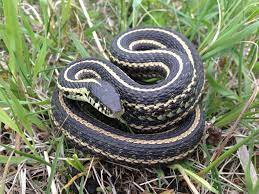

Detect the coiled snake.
[{"left": 51, "top": 27, "right": 205, "bottom": 164}]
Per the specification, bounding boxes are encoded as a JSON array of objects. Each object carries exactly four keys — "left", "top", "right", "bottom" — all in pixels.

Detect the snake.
[{"left": 51, "top": 27, "right": 205, "bottom": 164}]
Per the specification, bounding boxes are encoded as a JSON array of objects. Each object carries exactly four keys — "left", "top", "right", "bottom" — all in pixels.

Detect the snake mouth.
[{"left": 109, "top": 107, "right": 125, "bottom": 119}]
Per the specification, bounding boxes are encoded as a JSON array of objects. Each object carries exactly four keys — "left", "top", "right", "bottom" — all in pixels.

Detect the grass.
[{"left": 0, "top": 0, "right": 258, "bottom": 193}]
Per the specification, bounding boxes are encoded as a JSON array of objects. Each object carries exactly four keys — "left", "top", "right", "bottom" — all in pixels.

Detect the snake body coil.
[{"left": 52, "top": 27, "right": 205, "bottom": 164}]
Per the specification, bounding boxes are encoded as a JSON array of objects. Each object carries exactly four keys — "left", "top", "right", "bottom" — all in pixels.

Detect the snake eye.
[{"left": 63, "top": 91, "right": 70, "bottom": 96}]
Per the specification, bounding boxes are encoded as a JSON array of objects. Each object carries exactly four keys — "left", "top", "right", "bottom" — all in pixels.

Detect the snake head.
[{"left": 89, "top": 81, "right": 124, "bottom": 118}]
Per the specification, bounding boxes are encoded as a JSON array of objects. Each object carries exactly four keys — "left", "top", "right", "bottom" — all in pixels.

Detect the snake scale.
[{"left": 51, "top": 27, "right": 205, "bottom": 164}]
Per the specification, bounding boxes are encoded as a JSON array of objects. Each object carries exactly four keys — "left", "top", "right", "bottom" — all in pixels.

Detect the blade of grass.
[
  {"left": 33, "top": 37, "right": 48, "bottom": 84},
  {"left": 207, "top": 61, "right": 240, "bottom": 101},
  {"left": 70, "top": 32, "right": 88, "bottom": 58},
  {"left": 199, "top": 128, "right": 259, "bottom": 176},
  {"left": 0, "top": 155, "right": 27, "bottom": 164},
  {"left": 78, "top": 0, "right": 108, "bottom": 59},
  {"left": 119, "top": 0, "right": 127, "bottom": 31},
  {"left": 60, "top": 0, "right": 71, "bottom": 28},
  {"left": 132, "top": 0, "right": 142, "bottom": 27},
  {"left": 2, "top": 0, "right": 25, "bottom": 76},
  {"left": 0, "top": 143, "right": 50, "bottom": 166},
  {"left": 203, "top": 21, "right": 259, "bottom": 59},
  {"left": 0, "top": 88, "right": 33, "bottom": 137},
  {"left": 0, "top": 107, "right": 35, "bottom": 153},
  {"left": 46, "top": 135, "right": 63, "bottom": 194},
  {"left": 215, "top": 103, "right": 245, "bottom": 128},
  {"left": 200, "top": 144, "right": 222, "bottom": 193},
  {"left": 0, "top": 151, "right": 14, "bottom": 194},
  {"left": 66, "top": 154, "right": 85, "bottom": 172},
  {"left": 171, "top": 164, "right": 219, "bottom": 194},
  {"left": 39, "top": 0, "right": 49, "bottom": 34},
  {"left": 211, "top": 80, "right": 258, "bottom": 161},
  {"left": 244, "top": 144, "right": 254, "bottom": 193},
  {"left": 44, "top": 151, "right": 58, "bottom": 194},
  {"left": 0, "top": 80, "right": 46, "bottom": 131}
]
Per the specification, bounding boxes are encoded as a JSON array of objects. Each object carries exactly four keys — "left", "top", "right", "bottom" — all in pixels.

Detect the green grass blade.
[
  {"left": 203, "top": 21, "right": 259, "bottom": 59},
  {"left": 66, "top": 154, "right": 85, "bottom": 172},
  {"left": 215, "top": 103, "right": 245, "bottom": 127},
  {"left": 0, "top": 143, "right": 50, "bottom": 166},
  {"left": 0, "top": 106, "right": 35, "bottom": 153},
  {"left": 2, "top": 0, "right": 25, "bottom": 76},
  {"left": 0, "top": 155, "right": 27, "bottom": 164},
  {"left": 171, "top": 164, "right": 219, "bottom": 194},
  {"left": 207, "top": 68, "right": 239, "bottom": 101},
  {"left": 61, "top": 0, "right": 71, "bottom": 27},
  {"left": 33, "top": 38, "right": 48, "bottom": 83},
  {"left": 70, "top": 32, "right": 88, "bottom": 58},
  {"left": 132, "top": 0, "right": 142, "bottom": 27},
  {"left": 199, "top": 129, "right": 259, "bottom": 175},
  {"left": 39, "top": 0, "right": 49, "bottom": 34},
  {"left": 46, "top": 136, "right": 64, "bottom": 194}
]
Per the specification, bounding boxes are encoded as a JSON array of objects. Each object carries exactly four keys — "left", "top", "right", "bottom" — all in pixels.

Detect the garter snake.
[{"left": 51, "top": 27, "right": 205, "bottom": 164}]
